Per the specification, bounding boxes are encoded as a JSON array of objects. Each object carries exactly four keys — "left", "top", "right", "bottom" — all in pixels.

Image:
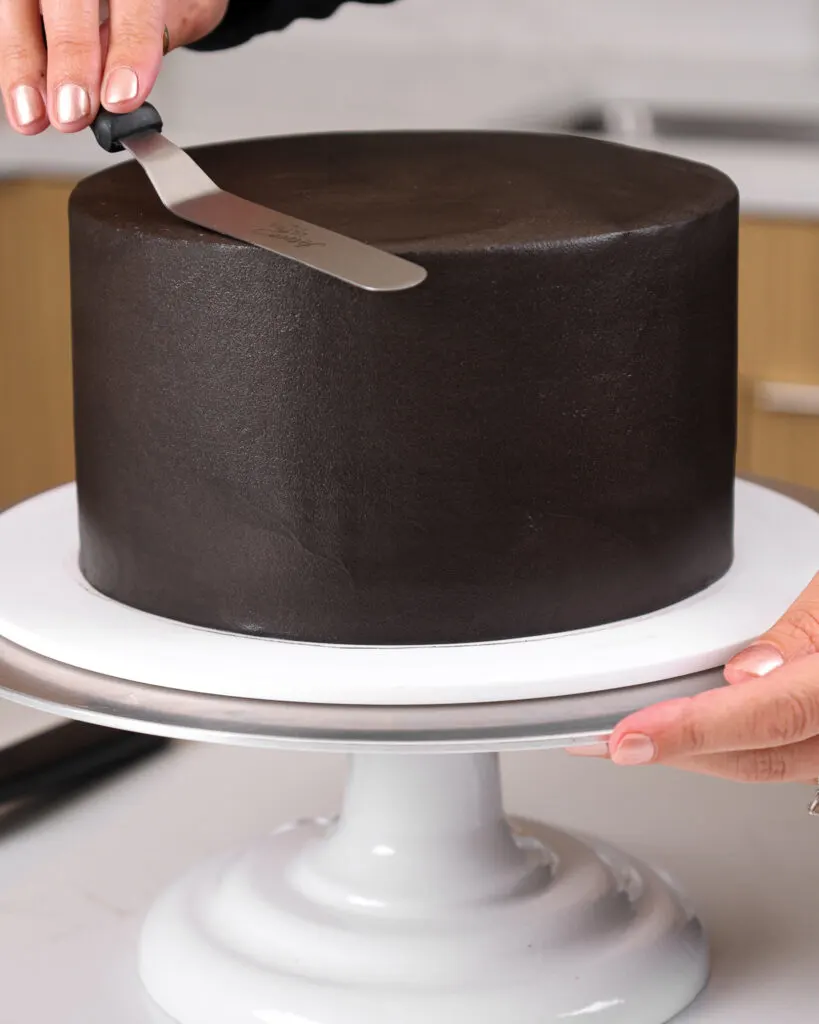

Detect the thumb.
[
  {"left": 164, "top": 0, "right": 230, "bottom": 50},
  {"left": 725, "top": 572, "right": 819, "bottom": 684}
]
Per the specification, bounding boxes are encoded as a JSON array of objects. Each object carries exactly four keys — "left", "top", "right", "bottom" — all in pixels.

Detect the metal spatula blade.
[{"left": 90, "top": 104, "right": 427, "bottom": 293}]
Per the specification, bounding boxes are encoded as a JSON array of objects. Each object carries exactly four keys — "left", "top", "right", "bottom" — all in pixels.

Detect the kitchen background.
[{"left": 2, "top": 0, "right": 819, "bottom": 510}]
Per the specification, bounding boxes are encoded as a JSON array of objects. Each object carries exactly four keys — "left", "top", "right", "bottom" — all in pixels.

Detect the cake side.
[{"left": 70, "top": 131, "right": 738, "bottom": 644}]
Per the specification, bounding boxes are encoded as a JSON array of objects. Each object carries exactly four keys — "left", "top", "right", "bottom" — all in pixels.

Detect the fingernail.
[
  {"left": 103, "top": 67, "right": 138, "bottom": 106},
  {"left": 611, "top": 733, "right": 656, "bottom": 766},
  {"left": 566, "top": 742, "right": 610, "bottom": 758},
  {"left": 56, "top": 83, "right": 90, "bottom": 125},
  {"left": 11, "top": 84, "right": 45, "bottom": 127},
  {"left": 727, "top": 643, "right": 784, "bottom": 680}
]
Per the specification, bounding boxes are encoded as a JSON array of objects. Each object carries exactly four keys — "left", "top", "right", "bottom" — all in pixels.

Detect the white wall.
[
  {"left": 261, "top": 0, "right": 819, "bottom": 65},
  {"left": 157, "top": 0, "right": 819, "bottom": 144}
]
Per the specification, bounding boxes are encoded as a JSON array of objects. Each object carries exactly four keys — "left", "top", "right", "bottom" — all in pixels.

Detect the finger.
[
  {"left": 0, "top": 0, "right": 49, "bottom": 134},
  {"left": 43, "top": 0, "right": 101, "bottom": 132},
  {"left": 101, "top": 0, "right": 165, "bottom": 113},
  {"left": 606, "top": 654, "right": 819, "bottom": 765},
  {"left": 725, "top": 572, "right": 819, "bottom": 684},
  {"left": 664, "top": 734, "right": 819, "bottom": 784}
]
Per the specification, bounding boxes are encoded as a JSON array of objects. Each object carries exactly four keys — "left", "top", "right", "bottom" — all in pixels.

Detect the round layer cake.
[{"left": 69, "top": 131, "right": 738, "bottom": 645}]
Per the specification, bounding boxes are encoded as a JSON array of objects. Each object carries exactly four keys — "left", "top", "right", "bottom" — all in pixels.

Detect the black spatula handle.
[{"left": 91, "top": 102, "right": 163, "bottom": 153}]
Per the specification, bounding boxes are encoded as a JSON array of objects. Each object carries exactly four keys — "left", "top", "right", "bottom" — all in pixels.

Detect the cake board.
[{"left": 0, "top": 478, "right": 817, "bottom": 1024}]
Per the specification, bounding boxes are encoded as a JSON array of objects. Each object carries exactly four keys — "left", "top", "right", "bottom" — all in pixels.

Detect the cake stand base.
[{"left": 139, "top": 753, "right": 708, "bottom": 1024}]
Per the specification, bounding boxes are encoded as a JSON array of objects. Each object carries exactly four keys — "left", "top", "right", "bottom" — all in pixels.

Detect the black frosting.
[{"left": 69, "top": 131, "right": 739, "bottom": 645}]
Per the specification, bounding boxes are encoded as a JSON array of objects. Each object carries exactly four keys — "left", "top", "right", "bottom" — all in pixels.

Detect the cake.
[{"left": 68, "top": 131, "right": 739, "bottom": 645}]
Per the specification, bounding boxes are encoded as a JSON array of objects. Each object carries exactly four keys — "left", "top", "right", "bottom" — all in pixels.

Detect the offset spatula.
[{"left": 90, "top": 104, "right": 427, "bottom": 293}]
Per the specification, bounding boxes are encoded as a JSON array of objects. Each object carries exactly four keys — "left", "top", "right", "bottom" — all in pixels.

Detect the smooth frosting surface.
[{"left": 70, "top": 131, "right": 739, "bottom": 644}]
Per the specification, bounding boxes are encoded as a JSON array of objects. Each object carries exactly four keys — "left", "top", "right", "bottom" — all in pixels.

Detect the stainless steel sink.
[{"left": 555, "top": 103, "right": 819, "bottom": 146}]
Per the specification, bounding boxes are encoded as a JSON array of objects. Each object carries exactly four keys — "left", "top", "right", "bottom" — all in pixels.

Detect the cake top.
[{"left": 70, "top": 131, "right": 737, "bottom": 254}]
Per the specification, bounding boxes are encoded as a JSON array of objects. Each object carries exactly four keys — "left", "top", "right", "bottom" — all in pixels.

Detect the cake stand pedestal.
[
  {"left": 2, "top": 480, "right": 818, "bottom": 1024},
  {"left": 140, "top": 751, "right": 707, "bottom": 1024}
]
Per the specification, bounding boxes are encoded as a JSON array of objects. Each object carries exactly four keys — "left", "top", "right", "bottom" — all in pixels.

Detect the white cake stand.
[{"left": 1, "top": 479, "right": 818, "bottom": 1024}]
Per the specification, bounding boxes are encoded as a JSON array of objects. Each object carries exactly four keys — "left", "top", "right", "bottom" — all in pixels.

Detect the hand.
[
  {"left": 570, "top": 573, "right": 819, "bottom": 782},
  {"left": 0, "top": 0, "right": 228, "bottom": 135}
]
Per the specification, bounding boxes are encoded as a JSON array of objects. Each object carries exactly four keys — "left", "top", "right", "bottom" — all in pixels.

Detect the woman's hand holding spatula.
[{"left": 0, "top": 0, "right": 228, "bottom": 135}]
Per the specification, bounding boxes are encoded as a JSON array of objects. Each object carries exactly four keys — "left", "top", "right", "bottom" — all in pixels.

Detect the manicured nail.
[
  {"left": 56, "top": 83, "right": 90, "bottom": 125},
  {"left": 611, "top": 733, "right": 656, "bottom": 766},
  {"left": 11, "top": 84, "right": 45, "bottom": 127},
  {"left": 727, "top": 643, "right": 784, "bottom": 680},
  {"left": 566, "top": 742, "right": 610, "bottom": 758},
  {"left": 103, "top": 67, "right": 138, "bottom": 106}
]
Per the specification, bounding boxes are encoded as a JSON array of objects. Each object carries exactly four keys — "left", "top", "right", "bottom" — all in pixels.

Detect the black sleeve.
[{"left": 188, "top": 0, "right": 400, "bottom": 51}]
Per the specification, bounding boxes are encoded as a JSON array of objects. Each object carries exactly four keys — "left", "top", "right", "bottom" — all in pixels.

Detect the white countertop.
[
  {"left": 0, "top": 695, "right": 817, "bottom": 1022},
  {"left": 1, "top": 45, "right": 818, "bottom": 219}
]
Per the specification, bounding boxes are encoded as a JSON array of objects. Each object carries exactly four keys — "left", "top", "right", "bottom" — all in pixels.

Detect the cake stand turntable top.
[{"left": 0, "top": 478, "right": 817, "bottom": 752}]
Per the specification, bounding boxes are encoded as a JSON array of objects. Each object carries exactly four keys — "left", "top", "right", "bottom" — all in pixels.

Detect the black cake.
[{"left": 69, "top": 131, "right": 739, "bottom": 645}]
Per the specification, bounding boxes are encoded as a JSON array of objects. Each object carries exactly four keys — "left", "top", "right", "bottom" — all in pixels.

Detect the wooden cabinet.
[
  {"left": 1, "top": 182, "right": 818, "bottom": 508},
  {"left": 0, "top": 180, "right": 76, "bottom": 511},
  {"left": 737, "top": 219, "right": 819, "bottom": 490}
]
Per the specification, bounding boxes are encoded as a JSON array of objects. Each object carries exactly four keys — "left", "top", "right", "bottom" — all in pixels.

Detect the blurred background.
[{"left": 2, "top": 0, "right": 819, "bottom": 511}]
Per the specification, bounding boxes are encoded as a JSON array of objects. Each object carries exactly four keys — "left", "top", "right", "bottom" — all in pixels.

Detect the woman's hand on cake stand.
[
  {"left": 0, "top": 0, "right": 228, "bottom": 135},
  {"left": 571, "top": 574, "right": 819, "bottom": 783}
]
